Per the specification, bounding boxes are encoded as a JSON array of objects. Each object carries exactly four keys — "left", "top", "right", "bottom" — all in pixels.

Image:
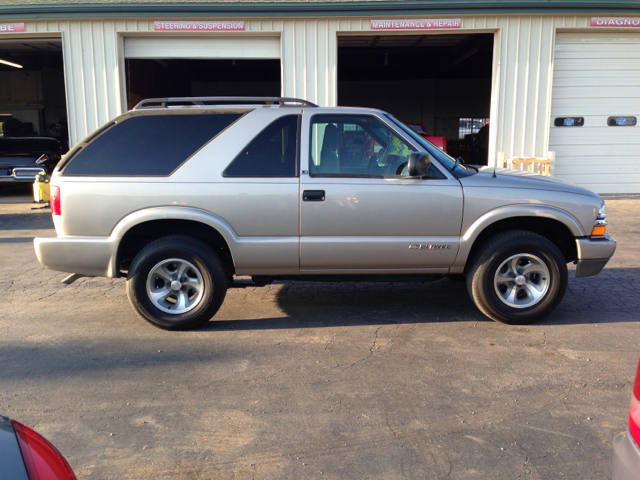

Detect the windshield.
[{"left": 384, "top": 114, "right": 463, "bottom": 172}]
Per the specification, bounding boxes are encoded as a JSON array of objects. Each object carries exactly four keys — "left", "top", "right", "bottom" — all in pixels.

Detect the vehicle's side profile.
[{"left": 34, "top": 97, "right": 616, "bottom": 330}]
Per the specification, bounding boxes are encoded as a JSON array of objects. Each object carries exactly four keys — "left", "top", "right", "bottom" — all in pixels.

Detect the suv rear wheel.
[
  {"left": 466, "top": 230, "right": 568, "bottom": 325},
  {"left": 126, "top": 235, "right": 227, "bottom": 330}
]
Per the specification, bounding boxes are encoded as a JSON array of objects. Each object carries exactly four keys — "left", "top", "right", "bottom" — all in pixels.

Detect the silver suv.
[{"left": 34, "top": 97, "right": 616, "bottom": 330}]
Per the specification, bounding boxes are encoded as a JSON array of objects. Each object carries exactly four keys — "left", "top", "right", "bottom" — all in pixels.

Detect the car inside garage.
[
  {"left": 337, "top": 32, "right": 493, "bottom": 164},
  {"left": 0, "top": 37, "right": 69, "bottom": 151},
  {"left": 123, "top": 36, "right": 282, "bottom": 110}
]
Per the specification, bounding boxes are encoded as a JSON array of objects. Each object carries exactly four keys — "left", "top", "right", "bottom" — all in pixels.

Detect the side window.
[
  {"left": 310, "top": 115, "right": 415, "bottom": 177},
  {"left": 63, "top": 113, "right": 242, "bottom": 176},
  {"left": 223, "top": 115, "right": 299, "bottom": 178}
]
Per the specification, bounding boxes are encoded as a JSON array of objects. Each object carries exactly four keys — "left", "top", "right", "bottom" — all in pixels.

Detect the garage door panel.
[
  {"left": 549, "top": 115, "right": 634, "bottom": 125},
  {"left": 551, "top": 98, "right": 640, "bottom": 115},
  {"left": 552, "top": 74, "right": 640, "bottom": 87},
  {"left": 551, "top": 86, "right": 640, "bottom": 98},
  {"left": 553, "top": 58, "right": 640, "bottom": 70},
  {"left": 556, "top": 32, "right": 640, "bottom": 43},
  {"left": 550, "top": 32, "right": 640, "bottom": 194},
  {"left": 124, "top": 36, "right": 281, "bottom": 59},
  {"left": 555, "top": 164, "right": 640, "bottom": 175},
  {"left": 555, "top": 44, "right": 640, "bottom": 56},
  {"left": 552, "top": 145, "right": 640, "bottom": 156},
  {"left": 556, "top": 173, "right": 640, "bottom": 184},
  {"left": 550, "top": 128, "right": 640, "bottom": 145}
]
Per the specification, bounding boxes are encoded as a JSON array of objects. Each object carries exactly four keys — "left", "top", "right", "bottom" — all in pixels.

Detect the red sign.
[
  {"left": 154, "top": 21, "right": 244, "bottom": 32},
  {"left": 0, "top": 23, "right": 25, "bottom": 33},
  {"left": 371, "top": 18, "right": 461, "bottom": 30},
  {"left": 591, "top": 17, "right": 640, "bottom": 27}
]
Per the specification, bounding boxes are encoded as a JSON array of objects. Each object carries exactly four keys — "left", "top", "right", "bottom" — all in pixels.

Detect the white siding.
[
  {"left": 549, "top": 32, "right": 640, "bottom": 194},
  {"left": 10, "top": 14, "right": 595, "bottom": 165}
]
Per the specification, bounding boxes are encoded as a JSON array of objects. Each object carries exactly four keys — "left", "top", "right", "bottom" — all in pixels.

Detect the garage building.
[{"left": 1, "top": 0, "right": 639, "bottom": 193}]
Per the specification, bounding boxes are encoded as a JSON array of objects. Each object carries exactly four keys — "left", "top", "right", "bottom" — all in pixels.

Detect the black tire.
[
  {"left": 466, "top": 230, "right": 568, "bottom": 325},
  {"left": 126, "top": 235, "right": 227, "bottom": 330}
]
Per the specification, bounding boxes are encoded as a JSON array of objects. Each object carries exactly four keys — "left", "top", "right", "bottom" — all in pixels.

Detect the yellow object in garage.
[{"left": 33, "top": 172, "right": 51, "bottom": 203}]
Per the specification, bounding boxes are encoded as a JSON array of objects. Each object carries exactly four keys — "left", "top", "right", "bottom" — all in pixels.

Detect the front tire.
[
  {"left": 126, "top": 235, "right": 227, "bottom": 330},
  {"left": 466, "top": 230, "right": 568, "bottom": 325}
]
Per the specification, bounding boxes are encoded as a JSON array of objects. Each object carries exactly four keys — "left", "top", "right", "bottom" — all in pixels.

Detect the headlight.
[
  {"left": 591, "top": 202, "right": 607, "bottom": 236},
  {"left": 597, "top": 203, "right": 607, "bottom": 220}
]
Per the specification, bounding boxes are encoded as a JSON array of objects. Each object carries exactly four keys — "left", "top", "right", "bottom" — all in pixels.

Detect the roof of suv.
[{"left": 133, "top": 96, "right": 319, "bottom": 110}]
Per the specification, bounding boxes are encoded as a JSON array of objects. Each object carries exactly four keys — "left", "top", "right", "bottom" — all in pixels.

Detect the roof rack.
[{"left": 133, "top": 96, "right": 318, "bottom": 110}]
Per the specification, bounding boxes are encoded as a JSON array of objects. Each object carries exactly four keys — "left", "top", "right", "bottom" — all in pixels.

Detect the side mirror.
[{"left": 408, "top": 152, "right": 431, "bottom": 177}]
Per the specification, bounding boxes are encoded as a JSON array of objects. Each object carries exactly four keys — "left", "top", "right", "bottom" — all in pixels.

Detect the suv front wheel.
[
  {"left": 126, "top": 235, "right": 227, "bottom": 330},
  {"left": 466, "top": 230, "right": 568, "bottom": 325}
]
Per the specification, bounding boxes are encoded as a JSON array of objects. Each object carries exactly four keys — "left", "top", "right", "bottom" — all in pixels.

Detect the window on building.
[{"left": 458, "top": 118, "right": 490, "bottom": 139}]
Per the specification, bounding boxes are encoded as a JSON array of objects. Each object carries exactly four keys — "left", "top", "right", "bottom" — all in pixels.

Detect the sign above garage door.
[
  {"left": 154, "top": 21, "right": 244, "bottom": 32},
  {"left": 124, "top": 36, "right": 280, "bottom": 59}
]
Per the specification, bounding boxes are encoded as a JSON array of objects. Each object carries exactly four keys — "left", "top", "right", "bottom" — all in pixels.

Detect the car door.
[{"left": 299, "top": 110, "right": 463, "bottom": 273}]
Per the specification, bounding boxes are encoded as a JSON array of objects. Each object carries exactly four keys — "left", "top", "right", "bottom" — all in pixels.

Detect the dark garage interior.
[
  {"left": 125, "top": 58, "right": 281, "bottom": 110},
  {"left": 338, "top": 33, "right": 493, "bottom": 163},
  {"left": 0, "top": 38, "right": 69, "bottom": 151}
]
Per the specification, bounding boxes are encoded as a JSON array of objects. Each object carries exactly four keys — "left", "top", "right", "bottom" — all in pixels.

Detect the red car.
[
  {"left": 0, "top": 414, "right": 76, "bottom": 480},
  {"left": 404, "top": 122, "right": 448, "bottom": 153},
  {"left": 612, "top": 357, "right": 640, "bottom": 479}
]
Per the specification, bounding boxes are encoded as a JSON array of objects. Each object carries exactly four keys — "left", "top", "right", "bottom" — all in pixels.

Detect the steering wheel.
[
  {"left": 368, "top": 149, "right": 386, "bottom": 174},
  {"left": 395, "top": 161, "right": 408, "bottom": 176}
]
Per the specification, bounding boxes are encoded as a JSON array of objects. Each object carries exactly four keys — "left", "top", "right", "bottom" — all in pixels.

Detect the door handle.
[{"left": 303, "top": 190, "right": 325, "bottom": 202}]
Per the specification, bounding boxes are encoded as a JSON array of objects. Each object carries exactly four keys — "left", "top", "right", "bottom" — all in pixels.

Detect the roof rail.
[{"left": 133, "top": 96, "right": 318, "bottom": 110}]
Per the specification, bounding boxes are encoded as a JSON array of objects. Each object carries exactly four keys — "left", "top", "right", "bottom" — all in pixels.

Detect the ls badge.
[{"left": 409, "top": 244, "right": 451, "bottom": 250}]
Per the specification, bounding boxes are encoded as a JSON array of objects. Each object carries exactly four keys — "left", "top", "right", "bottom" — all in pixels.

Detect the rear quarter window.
[{"left": 63, "top": 113, "right": 242, "bottom": 176}]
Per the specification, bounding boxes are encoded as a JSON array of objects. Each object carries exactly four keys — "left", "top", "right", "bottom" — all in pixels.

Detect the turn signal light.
[
  {"left": 13, "top": 420, "right": 77, "bottom": 480},
  {"left": 50, "top": 185, "right": 61, "bottom": 217},
  {"left": 629, "top": 359, "right": 640, "bottom": 447},
  {"left": 591, "top": 225, "right": 606, "bottom": 236}
]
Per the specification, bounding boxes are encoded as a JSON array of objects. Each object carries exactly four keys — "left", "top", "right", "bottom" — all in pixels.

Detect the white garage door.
[
  {"left": 124, "top": 36, "right": 281, "bottom": 59},
  {"left": 549, "top": 32, "right": 640, "bottom": 194}
]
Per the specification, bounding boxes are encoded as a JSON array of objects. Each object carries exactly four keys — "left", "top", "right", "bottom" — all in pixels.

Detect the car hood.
[
  {"left": 460, "top": 166, "right": 600, "bottom": 198},
  {"left": 0, "top": 155, "right": 38, "bottom": 167}
]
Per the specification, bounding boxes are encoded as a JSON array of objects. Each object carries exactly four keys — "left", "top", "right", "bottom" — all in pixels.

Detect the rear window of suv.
[{"left": 63, "top": 113, "right": 242, "bottom": 176}]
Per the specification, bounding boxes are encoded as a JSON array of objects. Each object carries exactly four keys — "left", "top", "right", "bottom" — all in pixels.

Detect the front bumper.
[
  {"left": 34, "top": 236, "right": 119, "bottom": 278},
  {"left": 0, "top": 166, "right": 46, "bottom": 182},
  {"left": 575, "top": 234, "right": 616, "bottom": 278},
  {"left": 613, "top": 429, "right": 640, "bottom": 480}
]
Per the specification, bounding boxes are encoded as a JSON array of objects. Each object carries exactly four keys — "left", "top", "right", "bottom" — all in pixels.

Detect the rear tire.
[
  {"left": 126, "top": 235, "right": 227, "bottom": 330},
  {"left": 466, "top": 230, "right": 568, "bottom": 325}
]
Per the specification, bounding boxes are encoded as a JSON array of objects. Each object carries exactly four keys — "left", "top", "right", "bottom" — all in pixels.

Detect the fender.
[
  {"left": 110, "top": 206, "right": 299, "bottom": 276},
  {"left": 449, "top": 204, "right": 585, "bottom": 273},
  {"left": 110, "top": 206, "right": 239, "bottom": 245}
]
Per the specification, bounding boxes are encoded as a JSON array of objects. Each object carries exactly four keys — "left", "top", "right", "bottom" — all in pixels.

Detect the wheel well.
[
  {"left": 117, "top": 220, "right": 234, "bottom": 276},
  {"left": 465, "top": 217, "right": 578, "bottom": 271}
]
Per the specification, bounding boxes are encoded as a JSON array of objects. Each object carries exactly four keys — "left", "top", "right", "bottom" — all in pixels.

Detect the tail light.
[
  {"left": 12, "top": 420, "right": 77, "bottom": 480},
  {"left": 50, "top": 186, "right": 61, "bottom": 217},
  {"left": 36, "top": 154, "right": 48, "bottom": 165},
  {"left": 629, "top": 358, "right": 640, "bottom": 446}
]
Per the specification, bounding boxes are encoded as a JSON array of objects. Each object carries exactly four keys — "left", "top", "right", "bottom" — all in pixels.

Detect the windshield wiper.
[{"left": 452, "top": 156, "right": 463, "bottom": 171}]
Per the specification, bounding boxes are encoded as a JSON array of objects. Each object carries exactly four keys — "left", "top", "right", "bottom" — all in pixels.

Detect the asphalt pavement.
[{"left": 1, "top": 183, "right": 638, "bottom": 479}]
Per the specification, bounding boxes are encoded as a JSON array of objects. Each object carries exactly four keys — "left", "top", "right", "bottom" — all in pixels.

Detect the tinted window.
[
  {"left": 310, "top": 114, "right": 415, "bottom": 177},
  {"left": 223, "top": 115, "right": 299, "bottom": 178},
  {"left": 64, "top": 113, "right": 242, "bottom": 176}
]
